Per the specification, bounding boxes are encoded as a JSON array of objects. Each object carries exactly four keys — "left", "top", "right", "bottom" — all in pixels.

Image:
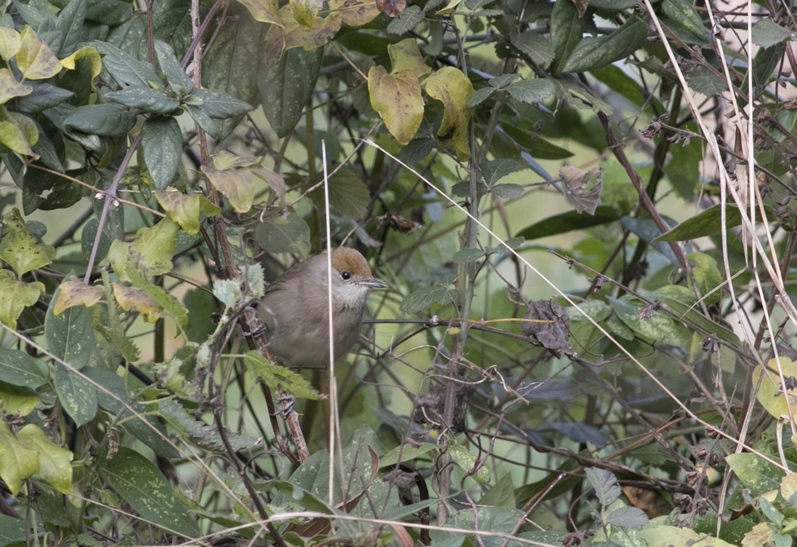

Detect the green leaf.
[
  {"left": 244, "top": 351, "right": 324, "bottom": 400},
  {"left": 386, "top": 5, "right": 423, "bottom": 35},
  {"left": 189, "top": 87, "right": 253, "bottom": 118},
  {"left": 725, "top": 452, "right": 782, "bottom": 497},
  {"left": 94, "top": 41, "right": 162, "bottom": 88},
  {"left": 105, "top": 87, "right": 181, "bottom": 114},
  {"left": 482, "top": 159, "right": 522, "bottom": 186},
  {"left": 561, "top": 17, "right": 649, "bottom": 73},
  {"left": 255, "top": 212, "right": 311, "bottom": 255},
  {"left": 478, "top": 473, "right": 516, "bottom": 508},
  {"left": 516, "top": 205, "right": 620, "bottom": 240},
  {"left": 688, "top": 251, "right": 722, "bottom": 305},
  {"left": 154, "top": 39, "right": 192, "bottom": 94},
  {"left": 0, "top": 208, "right": 56, "bottom": 275},
  {"left": 752, "top": 19, "right": 797, "bottom": 49},
  {"left": 654, "top": 204, "right": 743, "bottom": 241},
  {"left": 505, "top": 78, "right": 554, "bottom": 104},
  {"left": 0, "top": 421, "right": 39, "bottom": 495},
  {"left": 53, "top": 0, "right": 88, "bottom": 56},
  {"left": 46, "top": 283, "right": 95, "bottom": 369},
  {"left": 16, "top": 81, "right": 74, "bottom": 114},
  {"left": 259, "top": 46, "right": 322, "bottom": 138},
  {"left": 54, "top": 364, "right": 98, "bottom": 427},
  {"left": 467, "top": 86, "right": 495, "bottom": 108},
  {"left": 315, "top": 166, "right": 371, "bottom": 219},
  {"left": 585, "top": 467, "right": 621, "bottom": 507},
  {"left": 512, "top": 32, "right": 555, "bottom": 69},
  {"left": 100, "top": 447, "right": 200, "bottom": 538},
  {"left": 605, "top": 505, "right": 649, "bottom": 528},
  {"left": 0, "top": 348, "right": 49, "bottom": 388},
  {"left": 608, "top": 296, "right": 688, "bottom": 347},
  {"left": 400, "top": 285, "right": 457, "bottom": 313},
  {"left": 685, "top": 65, "right": 727, "bottom": 96},
  {"left": 142, "top": 117, "right": 182, "bottom": 189},
  {"left": 661, "top": 297, "right": 739, "bottom": 346},
  {"left": 550, "top": 0, "right": 584, "bottom": 74},
  {"left": 636, "top": 525, "right": 736, "bottom": 547},
  {"left": 662, "top": 0, "right": 705, "bottom": 38},
  {"left": 17, "top": 424, "right": 73, "bottom": 494},
  {"left": 452, "top": 248, "right": 485, "bottom": 263},
  {"left": 63, "top": 103, "right": 136, "bottom": 137}
]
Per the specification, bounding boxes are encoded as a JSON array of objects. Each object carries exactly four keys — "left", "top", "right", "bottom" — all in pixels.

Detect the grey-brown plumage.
[{"left": 257, "top": 248, "right": 386, "bottom": 369}]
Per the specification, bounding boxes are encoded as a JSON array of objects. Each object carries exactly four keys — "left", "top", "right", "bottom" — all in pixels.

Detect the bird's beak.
[{"left": 364, "top": 278, "right": 388, "bottom": 290}]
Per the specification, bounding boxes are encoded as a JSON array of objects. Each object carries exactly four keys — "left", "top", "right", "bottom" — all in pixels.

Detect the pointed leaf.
[
  {"left": 142, "top": 117, "right": 182, "bottom": 189},
  {"left": 63, "top": 103, "right": 136, "bottom": 137},
  {"left": 105, "top": 87, "right": 181, "bottom": 114},
  {"left": 54, "top": 363, "right": 97, "bottom": 427},
  {"left": 46, "top": 283, "right": 94, "bottom": 369},
  {"left": 561, "top": 17, "right": 649, "bottom": 73},
  {"left": 0, "top": 348, "right": 49, "bottom": 388},
  {"left": 505, "top": 78, "right": 554, "bottom": 104}
]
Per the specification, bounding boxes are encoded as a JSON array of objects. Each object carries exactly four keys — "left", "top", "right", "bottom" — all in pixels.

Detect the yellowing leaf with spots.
[
  {"left": 0, "top": 27, "right": 21, "bottom": 62},
  {"left": 17, "top": 27, "right": 62, "bottom": 80},
  {"left": 328, "top": 0, "right": 381, "bottom": 27},
  {"left": 107, "top": 217, "right": 179, "bottom": 281},
  {"left": 53, "top": 280, "right": 105, "bottom": 315},
  {"left": 0, "top": 422, "right": 40, "bottom": 495},
  {"left": 754, "top": 357, "right": 797, "bottom": 419},
  {"left": 0, "top": 270, "right": 44, "bottom": 328},
  {"left": 425, "top": 67, "right": 474, "bottom": 161},
  {"left": 112, "top": 283, "right": 165, "bottom": 323},
  {"left": 236, "top": 0, "right": 282, "bottom": 25},
  {"left": 368, "top": 65, "right": 423, "bottom": 146},
  {"left": 154, "top": 190, "right": 221, "bottom": 235},
  {"left": 0, "top": 208, "right": 55, "bottom": 276},
  {"left": 291, "top": 0, "right": 323, "bottom": 27},
  {"left": 388, "top": 39, "right": 431, "bottom": 78},
  {"left": 0, "top": 68, "right": 32, "bottom": 105},
  {"left": 202, "top": 165, "right": 264, "bottom": 214}
]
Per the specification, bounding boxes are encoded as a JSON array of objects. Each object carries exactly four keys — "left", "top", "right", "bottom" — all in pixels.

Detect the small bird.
[{"left": 257, "top": 248, "right": 387, "bottom": 369}]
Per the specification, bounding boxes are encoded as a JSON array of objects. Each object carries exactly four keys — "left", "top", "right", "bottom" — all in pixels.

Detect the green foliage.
[{"left": 0, "top": 0, "right": 795, "bottom": 543}]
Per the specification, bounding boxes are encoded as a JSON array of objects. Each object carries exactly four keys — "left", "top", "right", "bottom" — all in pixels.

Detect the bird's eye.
[{"left": 341, "top": 271, "right": 351, "bottom": 280}]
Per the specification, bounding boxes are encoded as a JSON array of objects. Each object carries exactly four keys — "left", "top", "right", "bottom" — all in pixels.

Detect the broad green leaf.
[
  {"left": 94, "top": 41, "right": 161, "bottom": 88},
  {"left": 59, "top": 46, "right": 102, "bottom": 85},
  {"left": 0, "top": 422, "right": 39, "bottom": 495},
  {"left": 425, "top": 67, "right": 474, "bottom": 161},
  {"left": 256, "top": 212, "right": 311, "bottom": 255},
  {"left": 328, "top": 0, "right": 380, "bottom": 26},
  {"left": 17, "top": 27, "right": 62, "bottom": 80},
  {"left": 386, "top": 4, "right": 423, "bottom": 35},
  {"left": 655, "top": 204, "right": 744, "bottom": 241},
  {"left": 662, "top": 0, "right": 705, "bottom": 38},
  {"left": 449, "top": 444, "right": 490, "bottom": 484},
  {"left": 107, "top": 217, "right": 179, "bottom": 280},
  {"left": 54, "top": 363, "right": 97, "bottom": 427},
  {"left": 154, "top": 190, "right": 221, "bottom": 235},
  {"left": 46, "top": 283, "right": 94, "bottom": 369},
  {"left": 400, "top": 285, "right": 457, "bottom": 313},
  {"left": 725, "top": 452, "right": 782, "bottom": 497},
  {"left": 112, "top": 282, "right": 165, "bottom": 323},
  {"left": 201, "top": 164, "right": 263, "bottom": 213},
  {"left": 154, "top": 40, "right": 192, "bottom": 94},
  {"left": 235, "top": 0, "right": 281, "bottom": 24},
  {"left": 0, "top": 68, "right": 32, "bottom": 104},
  {"left": 313, "top": 166, "right": 371, "bottom": 219},
  {"left": 550, "top": 0, "right": 584, "bottom": 74},
  {"left": 83, "top": 367, "right": 178, "bottom": 458},
  {"left": 52, "top": 280, "right": 104, "bottom": 314},
  {"left": 52, "top": 0, "right": 88, "bottom": 57},
  {"left": 664, "top": 123, "right": 702, "bottom": 199},
  {"left": 685, "top": 65, "right": 727, "bottom": 96},
  {"left": 63, "top": 103, "right": 136, "bottom": 137},
  {"left": 467, "top": 86, "right": 495, "bottom": 108},
  {"left": 512, "top": 32, "right": 555, "bottom": 69},
  {"left": 388, "top": 38, "right": 431, "bottom": 77},
  {"left": 605, "top": 506, "right": 648, "bottom": 528},
  {"left": 505, "top": 78, "right": 554, "bottom": 104},
  {"left": 608, "top": 296, "right": 689, "bottom": 346},
  {"left": 100, "top": 447, "right": 200, "bottom": 538},
  {"left": 0, "top": 348, "right": 49, "bottom": 388},
  {"left": 0, "top": 270, "right": 44, "bottom": 328},
  {"left": 561, "top": 17, "right": 648, "bottom": 73},
  {"left": 17, "top": 424, "right": 73, "bottom": 494},
  {"left": 188, "top": 87, "right": 253, "bottom": 119},
  {"left": 16, "top": 81, "right": 74, "bottom": 114},
  {"left": 105, "top": 87, "right": 181, "bottom": 114},
  {"left": 516, "top": 205, "right": 620, "bottom": 240},
  {"left": 482, "top": 159, "right": 523, "bottom": 186},
  {"left": 259, "top": 45, "right": 322, "bottom": 138},
  {"left": 0, "top": 208, "right": 56, "bottom": 275},
  {"left": 687, "top": 251, "right": 722, "bottom": 305},
  {"left": 23, "top": 168, "right": 84, "bottom": 214},
  {"left": 753, "top": 358, "right": 797, "bottom": 421},
  {"left": 452, "top": 248, "right": 484, "bottom": 263},
  {"left": 661, "top": 297, "right": 739, "bottom": 346},
  {"left": 244, "top": 351, "right": 323, "bottom": 399},
  {"left": 478, "top": 473, "right": 516, "bottom": 508},
  {"left": 585, "top": 467, "right": 621, "bottom": 506},
  {"left": 142, "top": 117, "right": 182, "bottom": 189},
  {"left": 380, "top": 442, "right": 437, "bottom": 467},
  {"left": 752, "top": 19, "right": 797, "bottom": 49},
  {"left": 0, "top": 27, "right": 21, "bottom": 61}
]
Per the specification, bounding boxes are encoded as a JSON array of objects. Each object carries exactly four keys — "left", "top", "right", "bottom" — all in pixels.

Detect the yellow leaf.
[
  {"left": 112, "top": 283, "right": 165, "bottom": 323},
  {"left": 368, "top": 65, "right": 423, "bottom": 146},
  {"left": 53, "top": 280, "right": 105, "bottom": 315},
  {"left": 0, "top": 27, "right": 21, "bottom": 61},
  {"left": 425, "top": 67, "right": 474, "bottom": 161},
  {"left": 0, "top": 422, "right": 40, "bottom": 495},
  {"left": 0, "top": 208, "right": 55, "bottom": 276},
  {"left": 388, "top": 38, "right": 431, "bottom": 78},
  {"left": 0, "top": 118, "right": 36, "bottom": 157},
  {"left": 154, "top": 190, "right": 221, "bottom": 235},
  {"left": 201, "top": 165, "right": 264, "bottom": 214},
  {"left": 283, "top": 8, "right": 342, "bottom": 50},
  {"left": 328, "top": 0, "right": 381, "bottom": 27},
  {"left": 17, "top": 27, "right": 62, "bottom": 80},
  {"left": 753, "top": 357, "right": 797, "bottom": 419},
  {"left": 0, "top": 270, "right": 44, "bottom": 328},
  {"left": 235, "top": 0, "right": 282, "bottom": 25},
  {"left": 0, "top": 68, "right": 33, "bottom": 105},
  {"left": 17, "top": 424, "right": 73, "bottom": 494},
  {"left": 107, "top": 217, "right": 179, "bottom": 281},
  {"left": 290, "top": 0, "right": 323, "bottom": 27}
]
